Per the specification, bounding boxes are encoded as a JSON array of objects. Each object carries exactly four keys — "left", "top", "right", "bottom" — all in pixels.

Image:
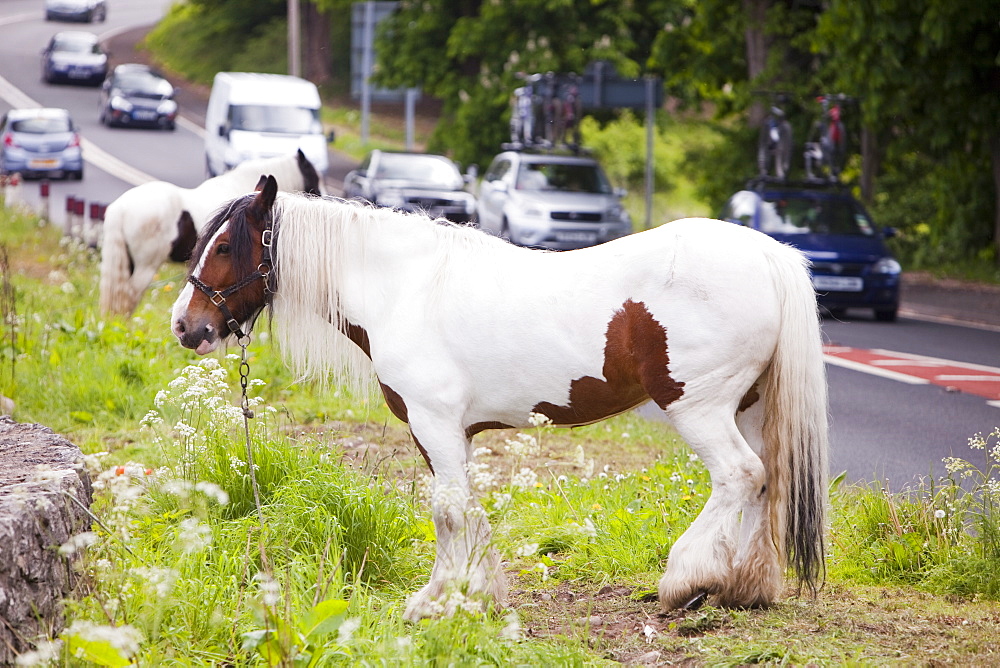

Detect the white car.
[{"left": 477, "top": 150, "right": 632, "bottom": 250}]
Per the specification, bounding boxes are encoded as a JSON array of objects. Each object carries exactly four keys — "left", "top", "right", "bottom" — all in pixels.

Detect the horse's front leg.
[{"left": 403, "top": 413, "right": 506, "bottom": 621}]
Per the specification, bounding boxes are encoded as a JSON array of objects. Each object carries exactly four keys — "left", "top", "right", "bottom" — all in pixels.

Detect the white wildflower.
[
  {"left": 254, "top": 572, "right": 281, "bottom": 607},
  {"left": 132, "top": 566, "right": 178, "bottom": 598},
  {"left": 934, "top": 509, "right": 946, "bottom": 519},
  {"left": 194, "top": 481, "right": 230, "bottom": 505},
  {"left": 64, "top": 621, "right": 142, "bottom": 658},
  {"left": 500, "top": 611, "right": 524, "bottom": 641},
  {"left": 337, "top": 617, "right": 361, "bottom": 644},
  {"left": 176, "top": 518, "right": 212, "bottom": 554},
  {"left": 15, "top": 639, "right": 62, "bottom": 666},
  {"left": 528, "top": 412, "right": 552, "bottom": 428},
  {"left": 59, "top": 532, "right": 98, "bottom": 557},
  {"left": 643, "top": 623, "right": 657, "bottom": 643},
  {"left": 514, "top": 542, "right": 539, "bottom": 558},
  {"left": 504, "top": 433, "right": 539, "bottom": 458},
  {"left": 511, "top": 467, "right": 538, "bottom": 490}
]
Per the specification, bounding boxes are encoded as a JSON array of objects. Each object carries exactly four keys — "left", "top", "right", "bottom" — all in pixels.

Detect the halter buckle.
[{"left": 262, "top": 229, "right": 273, "bottom": 248}]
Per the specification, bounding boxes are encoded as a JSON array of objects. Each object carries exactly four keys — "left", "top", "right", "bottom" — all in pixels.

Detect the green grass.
[{"left": 3, "top": 207, "right": 1000, "bottom": 664}]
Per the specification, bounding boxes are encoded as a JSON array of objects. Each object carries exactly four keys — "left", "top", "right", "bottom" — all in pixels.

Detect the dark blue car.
[{"left": 723, "top": 181, "right": 901, "bottom": 321}]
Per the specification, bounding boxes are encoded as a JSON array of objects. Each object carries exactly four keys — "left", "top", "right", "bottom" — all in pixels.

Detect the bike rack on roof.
[
  {"left": 744, "top": 175, "right": 849, "bottom": 192},
  {"left": 499, "top": 141, "right": 593, "bottom": 157}
]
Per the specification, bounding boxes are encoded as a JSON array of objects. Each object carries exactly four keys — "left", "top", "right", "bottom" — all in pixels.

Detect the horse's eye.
[{"left": 217, "top": 243, "right": 231, "bottom": 255}]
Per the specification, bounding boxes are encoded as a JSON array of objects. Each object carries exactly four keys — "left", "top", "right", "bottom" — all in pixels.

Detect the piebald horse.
[
  {"left": 171, "top": 176, "right": 829, "bottom": 620},
  {"left": 99, "top": 150, "right": 321, "bottom": 316}
]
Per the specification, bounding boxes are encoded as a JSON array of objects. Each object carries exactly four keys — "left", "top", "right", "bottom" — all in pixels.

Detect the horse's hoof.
[{"left": 682, "top": 592, "right": 707, "bottom": 610}]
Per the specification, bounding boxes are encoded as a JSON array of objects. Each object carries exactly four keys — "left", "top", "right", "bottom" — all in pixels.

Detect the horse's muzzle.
[{"left": 172, "top": 316, "right": 219, "bottom": 355}]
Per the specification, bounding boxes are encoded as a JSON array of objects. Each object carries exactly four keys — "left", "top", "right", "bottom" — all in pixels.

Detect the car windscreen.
[
  {"left": 516, "top": 162, "right": 613, "bottom": 194},
  {"left": 53, "top": 38, "right": 101, "bottom": 54},
  {"left": 228, "top": 105, "right": 320, "bottom": 134},
  {"left": 11, "top": 118, "right": 72, "bottom": 133},
  {"left": 375, "top": 155, "right": 461, "bottom": 186},
  {"left": 760, "top": 193, "right": 876, "bottom": 236},
  {"left": 116, "top": 73, "right": 172, "bottom": 98}
]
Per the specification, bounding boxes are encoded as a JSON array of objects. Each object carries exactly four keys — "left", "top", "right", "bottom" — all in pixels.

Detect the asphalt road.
[{"left": 2, "top": 1, "right": 998, "bottom": 493}]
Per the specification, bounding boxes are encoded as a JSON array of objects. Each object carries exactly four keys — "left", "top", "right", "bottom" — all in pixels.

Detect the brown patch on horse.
[
  {"left": 738, "top": 383, "right": 760, "bottom": 413},
  {"left": 465, "top": 422, "right": 515, "bottom": 439},
  {"left": 169, "top": 210, "right": 198, "bottom": 262},
  {"left": 533, "top": 299, "right": 685, "bottom": 425},
  {"left": 379, "top": 381, "right": 434, "bottom": 472}
]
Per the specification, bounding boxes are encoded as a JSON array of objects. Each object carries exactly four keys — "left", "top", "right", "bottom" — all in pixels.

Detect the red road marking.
[{"left": 823, "top": 345, "right": 1000, "bottom": 405}]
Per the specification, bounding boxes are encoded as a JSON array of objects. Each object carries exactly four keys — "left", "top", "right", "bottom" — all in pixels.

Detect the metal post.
[
  {"left": 405, "top": 88, "right": 417, "bottom": 150},
  {"left": 360, "top": 1, "right": 374, "bottom": 145},
  {"left": 644, "top": 75, "right": 655, "bottom": 230},
  {"left": 288, "top": 0, "right": 301, "bottom": 77}
]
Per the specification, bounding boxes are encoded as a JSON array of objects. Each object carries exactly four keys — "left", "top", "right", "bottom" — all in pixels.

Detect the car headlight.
[
  {"left": 157, "top": 100, "right": 178, "bottom": 115},
  {"left": 110, "top": 96, "right": 132, "bottom": 112},
  {"left": 513, "top": 201, "right": 545, "bottom": 218},
  {"left": 872, "top": 257, "right": 902, "bottom": 274},
  {"left": 376, "top": 191, "right": 405, "bottom": 208},
  {"left": 606, "top": 203, "right": 625, "bottom": 220}
]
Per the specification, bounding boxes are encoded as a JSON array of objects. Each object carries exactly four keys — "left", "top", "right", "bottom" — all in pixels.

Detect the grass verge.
[{"left": 2, "top": 206, "right": 999, "bottom": 665}]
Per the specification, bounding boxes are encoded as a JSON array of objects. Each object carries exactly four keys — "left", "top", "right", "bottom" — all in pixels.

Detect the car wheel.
[
  {"left": 499, "top": 218, "right": 512, "bottom": 242},
  {"left": 874, "top": 308, "right": 897, "bottom": 323},
  {"left": 71, "top": 169, "right": 83, "bottom": 181}
]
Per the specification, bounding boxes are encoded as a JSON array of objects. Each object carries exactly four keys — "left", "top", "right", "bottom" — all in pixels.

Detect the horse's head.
[{"left": 171, "top": 175, "right": 278, "bottom": 354}]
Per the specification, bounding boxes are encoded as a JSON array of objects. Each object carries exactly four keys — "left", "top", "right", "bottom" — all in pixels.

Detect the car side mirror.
[
  {"left": 464, "top": 164, "right": 478, "bottom": 183},
  {"left": 882, "top": 226, "right": 897, "bottom": 239},
  {"left": 491, "top": 180, "right": 508, "bottom": 193},
  {"left": 217, "top": 125, "right": 228, "bottom": 138},
  {"left": 326, "top": 129, "right": 336, "bottom": 144},
  {"left": 614, "top": 187, "right": 628, "bottom": 198}
]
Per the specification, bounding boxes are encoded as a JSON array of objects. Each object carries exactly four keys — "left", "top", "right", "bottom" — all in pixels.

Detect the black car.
[
  {"left": 722, "top": 180, "right": 901, "bottom": 321},
  {"left": 41, "top": 31, "right": 107, "bottom": 86},
  {"left": 99, "top": 64, "right": 178, "bottom": 130},
  {"left": 343, "top": 150, "right": 477, "bottom": 224}
]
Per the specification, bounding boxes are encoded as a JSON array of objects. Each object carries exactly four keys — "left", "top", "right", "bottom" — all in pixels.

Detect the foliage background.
[{"left": 144, "top": 0, "right": 1000, "bottom": 274}]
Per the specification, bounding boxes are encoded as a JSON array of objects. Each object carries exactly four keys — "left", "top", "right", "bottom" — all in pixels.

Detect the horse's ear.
[
  {"left": 248, "top": 175, "right": 278, "bottom": 223},
  {"left": 254, "top": 175, "right": 268, "bottom": 192}
]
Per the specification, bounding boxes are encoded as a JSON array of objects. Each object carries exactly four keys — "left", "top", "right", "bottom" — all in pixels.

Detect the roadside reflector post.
[{"left": 39, "top": 179, "right": 51, "bottom": 225}]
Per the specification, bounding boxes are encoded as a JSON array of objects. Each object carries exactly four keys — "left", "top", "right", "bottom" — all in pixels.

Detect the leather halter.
[{"left": 188, "top": 226, "right": 274, "bottom": 340}]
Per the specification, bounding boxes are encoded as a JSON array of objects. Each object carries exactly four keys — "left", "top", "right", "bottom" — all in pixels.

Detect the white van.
[{"left": 204, "top": 72, "right": 330, "bottom": 176}]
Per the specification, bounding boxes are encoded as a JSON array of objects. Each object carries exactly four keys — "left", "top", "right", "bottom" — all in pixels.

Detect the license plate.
[
  {"left": 555, "top": 231, "right": 597, "bottom": 243},
  {"left": 68, "top": 69, "right": 90, "bottom": 79},
  {"left": 28, "top": 159, "right": 59, "bottom": 169},
  {"left": 813, "top": 275, "right": 863, "bottom": 292},
  {"left": 133, "top": 110, "right": 157, "bottom": 121}
]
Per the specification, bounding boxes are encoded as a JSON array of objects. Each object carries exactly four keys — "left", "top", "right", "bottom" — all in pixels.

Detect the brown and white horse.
[
  {"left": 170, "top": 175, "right": 829, "bottom": 620},
  {"left": 99, "top": 150, "right": 321, "bottom": 317}
]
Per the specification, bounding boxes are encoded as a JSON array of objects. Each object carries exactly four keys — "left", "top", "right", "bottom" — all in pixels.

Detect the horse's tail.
[
  {"left": 761, "top": 245, "right": 828, "bottom": 597},
  {"left": 98, "top": 200, "right": 136, "bottom": 317}
]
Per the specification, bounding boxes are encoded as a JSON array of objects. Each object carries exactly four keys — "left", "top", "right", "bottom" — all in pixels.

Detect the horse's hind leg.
[
  {"left": 659, "top": 399, "right": 780, "bottom": 609},
  {"left": 726, "top": 387, "right": 783, "bottom": 606},
  {"left": 402, "top": 410, "right": 506, "bottom": 621}
]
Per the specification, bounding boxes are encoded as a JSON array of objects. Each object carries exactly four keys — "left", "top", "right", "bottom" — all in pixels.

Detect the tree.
[
  {"left": 371, "top": 0, "right": 667, "bottom": 166},
  {"left": 814, "top": 0, "right": 1000, "bottom": 259}
]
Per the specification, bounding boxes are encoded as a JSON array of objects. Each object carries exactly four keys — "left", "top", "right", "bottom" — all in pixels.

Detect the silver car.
[
  {"left": 343, "top": 150, "right": 477, "bottom": 224},
  {"left": 477, "top": 151, "right": 632, "bottom": 250},
  {"left": 45, "top": 0, "right": 107, "bottom": 23}
]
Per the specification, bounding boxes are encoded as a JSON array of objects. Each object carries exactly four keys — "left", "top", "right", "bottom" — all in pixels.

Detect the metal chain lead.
[{"left": 239, "top": 336, "right": 265, "bottom": 526}]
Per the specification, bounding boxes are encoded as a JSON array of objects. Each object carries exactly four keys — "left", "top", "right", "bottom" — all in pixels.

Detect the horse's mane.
[{"left": 269, "top": 194, "right": 511, "bottom": 393}]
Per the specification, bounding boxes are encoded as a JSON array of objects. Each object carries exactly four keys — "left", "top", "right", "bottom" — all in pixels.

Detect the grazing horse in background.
[
  {"left": 170, "top": 176, "right": 829, "bottom": 621},
  {"left": 98, "top": 150, "right": 321, "bottom": 316}
]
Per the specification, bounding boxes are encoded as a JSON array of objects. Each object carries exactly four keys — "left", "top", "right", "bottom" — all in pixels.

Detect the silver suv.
[{"left": 477, "top": 150, "right": 632, "bottom": 250}]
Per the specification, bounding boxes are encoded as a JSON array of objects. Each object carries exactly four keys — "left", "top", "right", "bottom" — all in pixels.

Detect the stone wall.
[{"left": 0, "top": 418, "right": 93, "bottom": 664}]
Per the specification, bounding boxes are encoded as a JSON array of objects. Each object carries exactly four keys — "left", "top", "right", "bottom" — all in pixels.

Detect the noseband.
[{"left": 188, "top": 223, "right": 274, "bottom": 341}]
